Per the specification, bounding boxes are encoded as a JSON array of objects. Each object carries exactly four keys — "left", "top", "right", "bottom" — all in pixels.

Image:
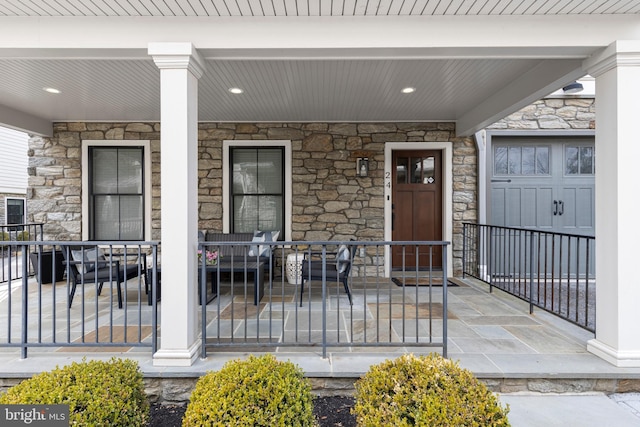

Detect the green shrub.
[
  {"left": 0, "top": 358, "right": 149, "bottom": 426},
  {"left": 183, "top": 354, "right": 315, "bottom": 427},
  {"left": 0, "top": 231, "right": 8, "bottom": 249},
  {"left": 16, "top": 231, "right": 29, "bottom": 241},
  {"left": 353, "top": 353, "right": 510, "bottom": 427}
]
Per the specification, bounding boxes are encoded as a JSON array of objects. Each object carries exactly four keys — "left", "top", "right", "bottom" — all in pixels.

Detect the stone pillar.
[
  {"left": 149, "top": 42, "right": 205, "bottom": 366},
  {"left": 585, "top": 41, "right": 640, "bottom": 367}
]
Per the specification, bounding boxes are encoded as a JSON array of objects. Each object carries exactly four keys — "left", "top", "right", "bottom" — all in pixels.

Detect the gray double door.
[
  {"left": 490, "top": 136, "right": 594, "bottom": 236},
  {"left": 489, "top": 135, "right": 595, "bottom": 278}
]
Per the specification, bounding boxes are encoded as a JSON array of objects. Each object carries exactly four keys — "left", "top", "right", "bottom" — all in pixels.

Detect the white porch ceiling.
[
  {"left": 0, "top": 1, "right": 638, "bottom": 136},
  {"left": 1, "top": 0, "right": 638, "bottom": 16}
]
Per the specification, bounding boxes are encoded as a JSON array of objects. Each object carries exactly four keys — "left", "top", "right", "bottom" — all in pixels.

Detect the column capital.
[
  {"left": 584, "top": 40, "right": 640, "bottom": 77},
  {"left": 148, "top": 42, "right": 206, "bottom": 78}
]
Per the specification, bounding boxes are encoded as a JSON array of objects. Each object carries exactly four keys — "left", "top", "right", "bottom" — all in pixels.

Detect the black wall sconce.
[{"left": 357, "top": 157, "right": 369, "bottom": 177}]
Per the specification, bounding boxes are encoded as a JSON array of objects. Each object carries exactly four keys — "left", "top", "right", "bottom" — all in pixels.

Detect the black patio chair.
[
  {"left": 299, "top": 241, "right": 357, "bottom": 307},
  {"left": 62, "top": 245, "right": 147, "bottom": 309}
]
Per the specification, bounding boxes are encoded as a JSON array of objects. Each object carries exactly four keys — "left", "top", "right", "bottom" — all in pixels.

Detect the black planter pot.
[{"left": 30, "top": 250, "right": 66, "bottom": 284}]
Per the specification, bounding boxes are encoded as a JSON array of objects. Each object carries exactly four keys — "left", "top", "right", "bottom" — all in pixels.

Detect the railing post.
[
  {"left": 152, "top": 243, "right": 158, "bottom": 354},
  {"left": 528, "top": 231, "right": 534, "bottom": 315},
  {"left": 488, "top": 225, "right": 493, "bottom": 293},
  {"left": 200, "top": 242, "right": 207, "bottom": 359},
  {"left": 462, "top": 224, "right": 467, "bottom": 278},
  {"left": 321, "top": 245, "right": 327, "bottom": 359},
  {"left": 21, "top": 244, "right": 28, "bottom": 359},
  {"left": 442, "top": 243, "right": 448, "bottom": 359}
]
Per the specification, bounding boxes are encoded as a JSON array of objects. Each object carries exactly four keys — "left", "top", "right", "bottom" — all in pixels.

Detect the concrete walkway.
[{"left": 502, "top": 393, "right": 640, "bottom": 426}]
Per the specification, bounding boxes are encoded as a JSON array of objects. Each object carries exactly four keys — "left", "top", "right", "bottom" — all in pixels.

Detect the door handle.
[
  {"left": 558, "top": 200, "right": 564, "bottom": 216},
  {"left": 553, "top": 200, "right": 558, "bottom": 216}
]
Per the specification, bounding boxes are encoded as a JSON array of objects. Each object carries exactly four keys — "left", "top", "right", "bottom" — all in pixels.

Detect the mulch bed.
[{"left": 148, "top": 396, "right": 356, "bottom": 426}]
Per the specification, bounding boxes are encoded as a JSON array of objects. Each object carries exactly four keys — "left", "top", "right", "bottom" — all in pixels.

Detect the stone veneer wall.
[
  {"left": 27, "top": 123, "right": 162, "bottom": 241},
  {"left": 488, "top": 97, "right": 595, "bottom": 130},
  {"left": 27, "top": 122, "right": 475, "bottom": 275}
]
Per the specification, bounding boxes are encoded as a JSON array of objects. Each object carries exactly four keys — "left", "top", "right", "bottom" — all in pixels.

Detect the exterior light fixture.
[
  {"left": 401, "top": 87, "right": 416, "bottom": 94},
  {"left": 562, "top": 82, "right": 583, "bottom": 94},
  {"left": 43, "top": 87, "right": 61, "bottom": 94},
  {"left": 228, "top": 87, "right": 244, "bottom": 94},
  {"left": 357, "top": 157, "right": 369, "bottom": 177}
]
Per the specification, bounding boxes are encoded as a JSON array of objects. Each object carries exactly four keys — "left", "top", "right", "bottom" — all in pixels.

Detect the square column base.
[
  {"left": 152, "top": 341, "right": 200, "bottom": 367},
  {"left": 588, "top": 338, "right": 640, "bottom": 368}
]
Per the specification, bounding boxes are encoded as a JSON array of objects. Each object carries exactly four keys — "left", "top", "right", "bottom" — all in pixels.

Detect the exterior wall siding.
[
  {"left": 0, "top": 126, "right": 28, "bottom": 225},
  {"left": 27, "top": 122, "right": 476, "bottom": 275}
]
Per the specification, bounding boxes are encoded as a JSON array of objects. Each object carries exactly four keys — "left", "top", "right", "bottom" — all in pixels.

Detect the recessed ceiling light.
[
  {"left": 401, "top": 87, "right": 416, "bottom": 94},
  {"left": 228, "top": 87, "right": 244, "bottom": 94},
  {"left": 43, "top": 87, "right": 61, "bottom": 94}
]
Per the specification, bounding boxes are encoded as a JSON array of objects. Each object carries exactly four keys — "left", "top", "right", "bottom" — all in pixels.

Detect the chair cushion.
[
  {"left": 248, "top": 230, "right": 280, "bottom": 257},
  {"left": 71, "top": 248, "right": 106, "bottom": 273},
  {"left": 83, "top": 263, "right": 142, "bottom": 282},
  {"left": 336, "top": 245, "right": 350, "bottom": 273}
]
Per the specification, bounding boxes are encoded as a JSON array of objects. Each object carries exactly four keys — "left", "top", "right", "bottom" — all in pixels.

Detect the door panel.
[{"left": 392, "top": 150, "right": 442, "bottom": 269}]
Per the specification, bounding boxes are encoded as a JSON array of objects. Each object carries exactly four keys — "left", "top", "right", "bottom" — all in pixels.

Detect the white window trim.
[
  {"left": 82, "top": 140, "right": 152, "bottom": 241},
  {"left": 222, "top": 140, "right": 292, "bottom": 241},
  {"left": 4, "top": 197, "right": 26, "bottom": 225}
]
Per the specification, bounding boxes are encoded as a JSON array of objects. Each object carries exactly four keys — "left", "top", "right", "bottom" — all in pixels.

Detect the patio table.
[{"left": 150, "top": 260, "right": 265, "bottom": 306}]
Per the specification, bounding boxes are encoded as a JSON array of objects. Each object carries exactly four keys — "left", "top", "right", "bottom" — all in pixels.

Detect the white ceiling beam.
[
  {"left": 455, "top": 58, "right": 586, "bottom": 136},
  {"left": 0, "top": 104, "right": 52, "bottom": 137},
  {"left": 0, "top": 15, "right": 638, "bottom": 52}
]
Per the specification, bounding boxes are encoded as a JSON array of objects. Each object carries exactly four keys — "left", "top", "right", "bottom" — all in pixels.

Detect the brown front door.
[{"left": 392, "top": 150, "right": 443, "bottom": 269}]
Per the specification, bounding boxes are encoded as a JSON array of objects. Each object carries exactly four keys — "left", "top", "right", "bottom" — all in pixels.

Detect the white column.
[
  {"left": 149, "top": 42, "right": 205, "bottom": 366},
  {"left": 585, "top": 41, "right": 640, "bottom": 367}
]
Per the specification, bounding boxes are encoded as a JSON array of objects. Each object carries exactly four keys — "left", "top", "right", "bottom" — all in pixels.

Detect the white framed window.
[
  {"left": 223, "top": 140, "right": 292, "bottom": 240},
  {"left": 82, "top": 140, "right": 152, "bottom": 241},
  {"left": 5, "top": 197, "right": 26, "bottom": 226}
]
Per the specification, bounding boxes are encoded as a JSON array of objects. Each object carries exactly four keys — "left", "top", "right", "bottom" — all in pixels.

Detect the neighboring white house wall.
[
  {"left": 0, "top": 126, "right": 27, "bottom": 194},
  {"left": 0, "top": 126, "right": 28, "bottom": 224}
]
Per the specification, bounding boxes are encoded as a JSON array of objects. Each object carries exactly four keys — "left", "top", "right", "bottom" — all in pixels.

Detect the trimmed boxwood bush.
[
  {"left": 183, "top": 354, "right": 315, "bottom": 427},
  {"left": 0, "top": 357, "right": 149, "bottom": 426},
  {"left": 353, "top": 353, "right": 510, "bottom": 427}
]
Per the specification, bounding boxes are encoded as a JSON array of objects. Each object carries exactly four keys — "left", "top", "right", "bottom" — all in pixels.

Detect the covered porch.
[
  {"left": 1, "top": 271, "right": 640, "bottom": 397},
  {"left": 0, "top": 1, "right": 639, "bottom": 369}
]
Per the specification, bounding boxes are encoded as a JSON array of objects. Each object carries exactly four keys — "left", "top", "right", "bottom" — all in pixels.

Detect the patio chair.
[
  {"left": 62, "top": 246, "right": 147, "bottom": 309},
  {"left": 299, "top": 241, "right": 357, "bottom": 307}
]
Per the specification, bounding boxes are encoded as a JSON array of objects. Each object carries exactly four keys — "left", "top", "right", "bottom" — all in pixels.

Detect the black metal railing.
[
  {"left": 199, "top": 240, "right": 450, "bottom": 359},
  {"left": 463, "top": 223, "right": 595, "bottom": 332},
  {"left": 0, "top": 241, "right": 159, "bottom": 358},
  {"left": 1, "top": 223, "right": 44, "bottom": 283}
]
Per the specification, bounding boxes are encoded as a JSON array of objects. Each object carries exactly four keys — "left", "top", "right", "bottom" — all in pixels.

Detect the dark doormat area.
[{"left": 391, "top": 277, "right": 460, "bottom": 287}]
